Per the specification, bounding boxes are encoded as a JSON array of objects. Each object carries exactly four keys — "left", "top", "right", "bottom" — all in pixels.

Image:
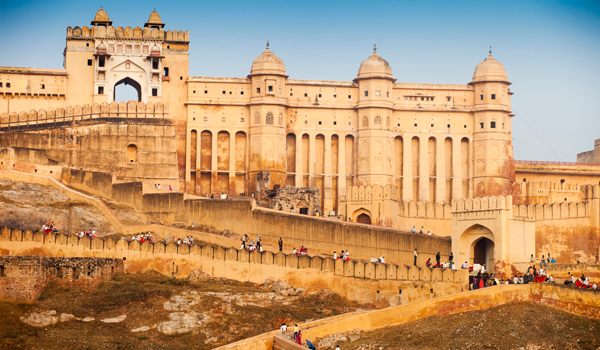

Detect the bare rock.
[
  {"left": 158, "top": 312, "right": 200, "bottom": 335},
  {"left": 188, "top": 269, "right": 211, "bottom": 282},
  {"left": 101, "top": 315, "right": 126, "bottom": 323},
  {"left": 164, "top": 295, "right": 198, "bottom": 311},
  {"left": 131, "top": 326, "right": 151, "bottom": 333},
  {"left": 21, "top": 310, "right": 58, "bottom": 327},
  {"left": 59, "top": 313, "right": 75, "bottom": 322},
  {"left": 81, "top": 317, "right": 95, "bottom": 322}
]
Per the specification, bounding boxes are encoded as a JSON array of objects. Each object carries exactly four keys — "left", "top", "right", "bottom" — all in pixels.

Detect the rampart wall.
[
  {"left": 66, "top": 25, "right": 189, "bottom": 43},
  {"left": 0, "top": 226, "right": 466, "bottom": 307},
  {"left": 216, "top": 283, "right": 600, "bottom": 350}
]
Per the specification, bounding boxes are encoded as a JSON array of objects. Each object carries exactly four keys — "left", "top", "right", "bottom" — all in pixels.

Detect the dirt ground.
[
  {"left": 0, "top": 271, "right": 372, "bottom": 350},
  {"left": 329, "top": 302, "right": 600, "bottom": 350}
]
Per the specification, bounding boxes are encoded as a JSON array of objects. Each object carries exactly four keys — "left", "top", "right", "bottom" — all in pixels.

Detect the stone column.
[
  {"left": 402, "top": 134, "right": 413, "bottom": 201},
  {"left": 436, "top": 135, "right": 446, "bottom": 203},
  {"left": 295, "top": 133, "right": 303, "bottom": 187},
  {"left": 419, "top": 136, "right": 429, "bottom": 202},
  {"left": 211, "top": 130, "right": 218, "bottom": 194},
  {"left": 185, "top": 128, "right": 191, "bottom": 193},
  {"left": 338, "top": 133, "right": 347, "bottom": 200},
  {"left": 452, "top": 136, "right": 462, "bottom": 201},
  {"left": 229, "top": 132, "right": 236, "bottom": 196},
  {"left": 323, "top": 134, "right": 333, "bottom": 214},
  {"left": 309, "top": 134, "right": 316, "bottom": 187}
]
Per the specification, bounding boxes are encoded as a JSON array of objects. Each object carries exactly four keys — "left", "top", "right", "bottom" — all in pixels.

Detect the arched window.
[
  {"left": 362, "top": 116, "right": 369, "bottom": 128},
  {"left": 254, "top": 112, "right": 260, "bottom": 125},
  {"left": 127, "top": 144, "right": 138, "bottom": 163},
  {"left": 374, "top": 116, "right": 381, "bottom": 125},
  {"left": 279, "top": 113, "right": 284, "bottom": 126},
  {"left": 386, "top": 116, "right": 391, "bottom": 129},
  {"left": 266, "top": 112, "right": 274, "bottom": 125}
]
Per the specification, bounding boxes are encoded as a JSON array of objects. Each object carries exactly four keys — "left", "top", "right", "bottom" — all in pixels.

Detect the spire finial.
[
  {"left": 154, "top": 7, "right": 156, "bottom": 11},
  {"left": 489, "top": 46, "right": 492, "bottom": 56},
  {"left": 373, "top": 44, "right": 377, "bottom": 53}
]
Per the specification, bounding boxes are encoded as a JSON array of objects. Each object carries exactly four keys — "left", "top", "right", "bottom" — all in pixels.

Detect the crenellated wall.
[
  {"left": 0, "top": 226, "right": 467, "bottom": 306},
  {"left": 66, "top": 26, "right": 189, "bottom": 43}
]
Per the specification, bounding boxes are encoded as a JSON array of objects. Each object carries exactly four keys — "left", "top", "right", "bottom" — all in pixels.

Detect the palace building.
[{"left": 1, "top": 8, "right": 599, "bottom": 275}]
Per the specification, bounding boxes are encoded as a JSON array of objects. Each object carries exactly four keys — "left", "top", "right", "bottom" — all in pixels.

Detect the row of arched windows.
[
  {"left": 254, "top": 111, "right": 284, "bottom": 126},
  {"left": 362, "top": 116, "right": 391, "bottom": 129}
]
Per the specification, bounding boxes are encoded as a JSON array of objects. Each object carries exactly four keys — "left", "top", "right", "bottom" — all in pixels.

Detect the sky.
[{"left": 1, "top": 0, "right": 599, "bottom": 162}]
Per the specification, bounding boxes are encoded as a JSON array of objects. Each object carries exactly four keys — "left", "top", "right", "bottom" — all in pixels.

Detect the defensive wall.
[
  {"left": 215, "top": 283, "right": 600, "bottom": 350},
  {"left": 0, "top": 226, "right": 467, "bottom": 307},
  {"left": 546, "top": 263, "right": 600, "bottom": 280},
  {"left": 0, "top": 255, "right": 123, "bottom": 302}
]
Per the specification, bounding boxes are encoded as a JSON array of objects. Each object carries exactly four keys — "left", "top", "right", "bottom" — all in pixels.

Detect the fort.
[{"left": 0, "top": 7, "right": 599, "bottom": 349}]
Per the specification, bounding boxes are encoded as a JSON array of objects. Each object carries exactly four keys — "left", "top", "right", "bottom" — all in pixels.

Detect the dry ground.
[
  {"left": 330, "top": 302, "right": 600, "bottom": 350},
  {"left": 0, "top": 271, "right": 372, "bottom": 350}
]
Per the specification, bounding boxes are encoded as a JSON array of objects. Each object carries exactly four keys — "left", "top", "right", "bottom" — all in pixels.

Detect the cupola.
[
  {"left": 355, "top": 45, "right": 394, "bottom": 81},
  {"left": 249, "top": 41, "right": 287, "bottom": 77},
  {"left": 91, "top": 7, "right": 112, "bottom": 27},
  {"left": 472, "top": 48, "right": 508, "bottom": 83},
  {"left": 145, "top": 9, "right": 165, "bottom": 29}
]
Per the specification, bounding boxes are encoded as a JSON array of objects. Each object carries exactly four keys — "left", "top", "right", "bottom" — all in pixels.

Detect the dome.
[
  {"left": 150, "top": 44, "right": 161, "bottom": 55},
  {"left": 91, "top": 7, "right": 112, "bottom": 26},
  {"left": 97, "top": 42, "right": 107, "bottom": 53},
  {"left": 472, "top": 49, "right": 508, "bottom": 83},
  {"left": 356, "top": 45, "right": 394, "bottom": 80},
  {"left": 249, "top": 42, "right": 287, "bottom": 77},
  {"left": 144, "top": 9, "right": 165, "bottom": 28}
]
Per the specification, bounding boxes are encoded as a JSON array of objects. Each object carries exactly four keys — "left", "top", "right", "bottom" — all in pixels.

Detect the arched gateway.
[{"left": 458, "top": 224, "right": 496, "bottom": 273}]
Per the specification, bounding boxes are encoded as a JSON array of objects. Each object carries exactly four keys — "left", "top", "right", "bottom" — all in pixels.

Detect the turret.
[{"left": 469, "top": 48, "right": 514, "bottom": 197}]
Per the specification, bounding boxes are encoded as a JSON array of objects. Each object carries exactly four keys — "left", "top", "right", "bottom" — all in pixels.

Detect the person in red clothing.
[{"left": 296, "top": 330, "right": 302, "bottom": 345}]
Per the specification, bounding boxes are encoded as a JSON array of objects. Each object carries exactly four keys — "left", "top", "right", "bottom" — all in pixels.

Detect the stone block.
[
  {"left": 262, "top": 251, "right": 274, "bottom": 265},
  {"left": 202, "top": 245, "right": 214, "bottom": 259},
  {"left": 286, "top": 254, "right": 299, "bottom": 268},
  {"left": 334, "top": 258, "right": 344, "bottom": 276},
  {"left": 178, "top": 244, "right": 190, "bottom": 255},
  {"left": 274, "top": 253, "right": 286, "bottom": 267},
  {"left": 408, "top": 266, "right": 420, "bottom": 281},
  {"left": 214, "top": 246, "right": 225, "bottom": 260},
  {"left": 91, "top": 238, "right": 104, "bottom": 250},
  {"left": 250, "top": 251, "right": 262, "bottom": 264},
  {"left": 310, "top": 256, "right": 322, "bottom": 270},
  {"left": 387, "top": 264, "right": 398, "bottom": 280},
  {"left": 376, "top": 263, "right": 387, "bottom": 280},
  {"left": 190, "top": 245, "right": 201, "bottom": 256},
  {"left": 153, "top": 242, "right": 165, "bottom": 254},
  {"left": 166, "top": 242, "right": 178, "bottom": 254},
  {"left": 354, "top": 261, "right": 365, "bottom": 278},
  {"left": 225, "top": 248, "right": 238, "bottom": 261},
  {"left": 365, "top": 262, "right": 376, "bottom": 279},
  {"left": 432, "top": 268, "right": 443, "bottom": 282},
  {"left": 344, "top": 260, "right": 355, "bottom": 277},
  {"left": 298, "top": 256, "right": 310, "bottom": 269},
  {"left": 421, "top": 267, "right": 431, "bottom": 281},
  {"left": 238, "top": 249, "right": 250, "bottom": 263},
  {"left": 322, "top": 257, "right": 335, "bottom": 272}
]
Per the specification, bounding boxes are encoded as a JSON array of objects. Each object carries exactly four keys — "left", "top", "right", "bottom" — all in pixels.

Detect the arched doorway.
[
  {"left": 127, "top": 144, "right": 138, "bottom": 163},
  {"left": 471, "top": 237, "right": 495, "bottom": 271},
  {"left": 458, "top": 224, "right": 496, "bottom": 273},
  {"left": 114, "top": 77, "right": 142, "bottom": 102},
  {"left": 356, "top": 213, "right": 371, "bottom": 224}
]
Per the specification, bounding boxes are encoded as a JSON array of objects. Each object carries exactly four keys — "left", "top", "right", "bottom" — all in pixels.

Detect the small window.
[
  {"left": 41, "top": 84, "right": 45, "bottom": 89},
  {"left": 319, "top": 121, "right": 322, "bottom": 125},
  {"left": 491, "top": 121, "right": 496, "bottom": 128},
  {"left": 480, "top": 122, "right": 484, "bottom": 129},
  {"left": 222, "top": 117, "right": 226, "bottom": 122},
  {"left": 6, "top": 83, "right": 10, "bottom": 88},
  {"left": 375, "top": 91, "right": 380, "bottom": 96},
  {"left": 491, "top": 94, "right": 496, "bottom": 100},
  {"left": 99, "top": 57, "right": 105, "bottom": 67},
  {"left": 414, "top": 123, "right": 417, "bottom": 127},
  {"left": 364, "top": 91, "right": 369, "bottom": 97},
  {"left": 386, "top": 91, "right": 390, "bottom": 97},
  {"left": 480, "top": 94, "right": 484, "bottom": 100},
  {"left": 180, "top": 76, "right": 183, "bottom": 80},
  {"left": 397, "top": 123, "right": 400, "bottom": 127},
  {"left": 0, "top": 83, "right": 2, "bottom": 87},
  {"left": 193, "top": 90, "right": 196, "bottom": 94},
  {"left": 229, "top": 91, "right": 232, "bottom": 94},
  {"left": 502, "top": 123, "right": 505, "bottom": 129},
  {"left": 431, "top": 97, "right": 434, "bottom": 101},
  {"left": 333, "top": 94, "right": 337, "bottom": 98},
  {"left": 348, "top": 95, "right": 351, "bottom": 98},
  {"left": 447, "top": 96, "right": 451, "bottom": 101},
  {"left": 431, "top": 124, "right": 434, "bottom": 127},
  {"left": 304, "top": 93, "right": 308, "bottom": 97},
  {"left": 193, "top": 117, "right": 195, "bottom": 121},
  {"left": 163, "top": 67, "right": 169, "bottom": 76},
  {"left": 257, "top": 88, "right": 261, "bottom": 93},
  {"left": 290, "top": 93, "right": 293, "bottom": 96},
  {"left": 98, "top": 86, "right": 104, "bottom": 94},
  {"left": 240, "top": 118, "right": 244, "bottom": 122},
  {"left": 318, "top": 94, "right": 322, "bottom": 97},
  {"left": 167, "top": 45, "right": 170, "bottom": 49},
  {"left": 204, "top": 90, "right": 208, "bottom": 94},
  {"left": 86, "top": 43, "right": 89, "bottom": 47},
  {"left": 333, "top": 121, "right": 337, "bottom": 125},
  {"left": 152, "top": 88, "right": 158, "bottom": 97},
  {"left": 241, "top": 91, "right": 244, "bottom": 95},
  {"left": 405, "top": 96, "right": 408, "bottom": 100},
  {"left": 0, "top": 265, "right": 5, "bottom": 277},
  {"left": 421, "top": 97, "right": 424, "bottom": 101},
  {"left": 87, "top": 59, "right": 92, "bottom": 66},
  {"left": 268, "top": 86, "right": 273, "bottom": 92},
  {"left": 464, "top": 125, "right": 467, "bottom": 128},
  {"left": 204, "top": 116, "right": 208, "bottom": 122},
  {"left": 152, "top": 59, "right": 159, "bottom": 70},
  {"left": 222, "top": 91, "right": 226, "bottom": 94}
]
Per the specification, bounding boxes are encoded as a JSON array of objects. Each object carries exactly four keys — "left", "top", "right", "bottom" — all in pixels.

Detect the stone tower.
[
  {"left": 248, "top": 43, "right": 288, "bottom": 190},
  {"left": 469, "top": 49, "right": 514, "bottom": 197}
]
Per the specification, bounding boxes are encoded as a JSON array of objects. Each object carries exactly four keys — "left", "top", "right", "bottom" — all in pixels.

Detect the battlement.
[
  {"left": 67, "top": 26, "right": 189, "bottom": 43},
  {"left": 512, "top": 201, "right": 589, "bottom": 220},
  {"left": 347, "top": 184, "right": 399, "bottom": 202},
  {"left": 0, "top": 101, "right": 169, "bottom": 130}
]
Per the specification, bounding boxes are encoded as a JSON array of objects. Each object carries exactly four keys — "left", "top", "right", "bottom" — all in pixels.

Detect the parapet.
[
  {"left": 0, "top": 101, "right": 169, "bottom": 130},
  {"left": 512, "top": 201, "right": 589, "bottom": 220},
  {"left": 66, "top": 26, "right": 189, "bottom": 43}
]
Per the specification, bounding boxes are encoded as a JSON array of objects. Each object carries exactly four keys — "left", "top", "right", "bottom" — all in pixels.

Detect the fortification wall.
[
  {"left": 0, "top": 226, "right": 466, "bottom": 307},
  {"left": 546, "top": 263, "right": 600, "bottom": 280},
  {"left": 0, "top": 255, "right": 123, "bottom": 302},
  {"left": 215, "top": 283, "right": 600, "bottom": 350},
  {"left": 66, "top": 25, "right": 189, "bottom": 43}
]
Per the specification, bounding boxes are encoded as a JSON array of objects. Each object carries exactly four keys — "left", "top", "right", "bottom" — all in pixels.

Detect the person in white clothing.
[
  {"left": 380, "top": 256, "right": 385, "bottom": 264},
  {"left": 480, "top": 264, "right": 485, "bottom": 273},
  {"left": 513, "top": 276, "right": 519, "bottom": 284},
  {"left": 280, "top": 323, "right": 287, "bottom": 336}
]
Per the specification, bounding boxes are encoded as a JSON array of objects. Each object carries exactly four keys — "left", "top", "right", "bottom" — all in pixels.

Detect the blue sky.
[{"left": 1, "top": 0, "right": 599, "bottom": 161}]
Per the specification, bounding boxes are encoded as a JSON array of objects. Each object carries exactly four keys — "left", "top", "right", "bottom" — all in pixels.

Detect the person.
[
  {"left": 380, "top": 256, "right": 385, "bottom": 264},
  {"left": 435, "top": 252, "right": 441, "bottom": 266},
  {"left": 278, "top": 237, "right": 283, "bottom": 252},
  {"left": 307, "top": 340, "right": 316, "bottom": 350},
  {"left": 257, "top": 235, "right": 262, "bottom": 250},
  {"left": 481, "top": 264, "right": 486, "bottom": 274},
  {"left": 157, "top": 184, "right": 161, "bottom": 190},
  {"left": 479, "top": 275, "right": 484, "bottom": 289},
  {"left": 449, "top": 252, "right": 454, "bottom": 267},
  {"left": 419, "top": 226, "right": 424, "bottom": 234},
  {"left": 540, "top": 255, "right": 547, "bottom": 269},
  {"left": 593, "top": 283, "right": 597, "bottom": 290},
  {"left": 169, "top": 185, "right": 173, "bottom": 191},
  {"left": 426, "top": 258, "right": 432, "bottom": 267},
  {"left": 293, "top": 248, "right": 297, "bottom": 255},
  {"left": 333, "top": 251, "right": 338, "bottom": 260},
  {"left": 530, "top": 254, "right": 534, "bottom": 263},
  {"left": 571, "top": 273, "right": 575, "bottom": 284},
  {"left": 427, "top": 231, "right": 432, "bottom": 235},
  {"left": 414, "top": 248, "right": 418, "bottom": 266},
  {"left": 280, "top": 323, "right": 287, "bottom": 336},
  {"left": 549, "top": 275, "right": 554, "bottom": 283},
  {"left": 411, "top": 226, "right": 416, "bottom": 233},
  {"left": 241, "top": 235, "right": 246, "bottom": 250},
  {"left": 293, "top": 324, "right": 299, "bottom": 341},
  {"left": 292, "top": 208, "right": 296, "bottom": 214},
  {"left": 336, "top": 346, "right": 341, "bottom": 350},
  {"left": 462, "top": 261, "right": 468, "bottom": 269},
  {"left": 473, "top": 275, "right": 478, "bottom": 290},
  {"left": 296, "top": 330, "right": 302, "bottom": 345}
]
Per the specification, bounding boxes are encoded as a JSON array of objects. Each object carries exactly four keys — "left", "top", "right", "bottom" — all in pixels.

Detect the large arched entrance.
[
  {"left": 114, "top": 77, "right": 142, "bottom": 102},
  {"left": 356, "top": 213, "right": 371, "bottom": 224},
  {"left": 473, "top": 237, "right": 494, "bottom": 267},
  {"left": 459, "top": 224, "right": 496, "bottom": 272}
]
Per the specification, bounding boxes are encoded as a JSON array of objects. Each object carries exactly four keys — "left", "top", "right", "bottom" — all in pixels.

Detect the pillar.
[
  {"left": 419, "top": 136, "right": 429, "bottom": 202},
  {"left": 402, "top": 135, "right": 413, "bottom": 201},
  {"left": 323, "top": 134, "right": 333, "bottom": 214},
  {"left": 228, "top": 133, "right": 236, "bottom": 196},
  {"left": 295, "top": 133, "right": 303, "bottom": 187},
  {"left": 338, "top": 133, "right": 347, "bottom": 199},
  {"left": 211, "top": 130, "right": 218, "bottom": 194},
  {"left": 436, "top": 136, "right": 446, "bottom": 203},
  {"left": 309, "top": 134, "right": 316, "bottom": 187},
  {"left": 452, "top": 136, "right": 462, "bottom": 200}
]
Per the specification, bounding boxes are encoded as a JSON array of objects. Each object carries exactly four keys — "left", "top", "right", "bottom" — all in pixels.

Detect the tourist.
[
  {"left": 449, "top": 252, "right": 454, "bottom": 267},
  {"left": 296, "top": 330, "right": 302, "bottom": 345},
  {"left": 462, "top": 261, "right": 468, "bottom": 269},
  {"left": 307, "top": 340, "right": 316, "bottom": 350},
  {"left": 571, "top": 273, "right": 575, "bottom": 284},
  {"left": 481, "top": 264, "right": 486, "bottom": 274},
  {"left": 280, "top": 323, "right": 287, "bottom": 336},
  {"left": 547, "top": 253, "right": 552, "bottom": 263},
  {"left": 278, "top": 237, "right": 283, "bottom": 252},
  {"left": 333, "top": 251, "right": 338, "bottom": 260},
  {"left": 344, "top": 251, "right": 350, "bottom": 261},
  {"left": 427, "top": 231, "right": 432, "bottom": 235},
  {"left": 513, "top": 275, "right": 519, "bottom": 284},
  {"left": 419, "top": 226, "right": 424, "bottom": 234},
  {"left": 293, "top": 324, "right": 299, "bottom": 340},
  {"left": 473, "top": 275, "right": 478, "bottom": 290},
  {"left": 411, "top": 226, "right": 416, "bottom": 233},
  {"left": 336, "top": 346, "right": 341, "bottom": 350},
  {"left": 380, "top": 256, "right": 385, "bottom": 264},
  {"left": 549, "top": 275, "right": 554, "bottom": 283},
  {"left": 426, "top": 258, "right": 432, "bottom": 267},
  {"left": 530, "top": 254, "right": 534, "bottom": 263},
  {"left": 257, "top": 235, "right": 262, "bottom": 250},
  {"left": 414, "top": 248, "right": 418, "bottom": 266},
  {"left": 435, "top": 252, "right": 441, "bottom": 266},
  {"left": 169, "top": 185, "right": 172, "bottom": 191},
  {"left": 479, "top": 275, "right": 484, "bottom": 289},
  {"left": 593, "top": 283, "right": 597, "bottom": 290},
  {"left": 540, "top": 255, "right": 547, "bottom": 269}
]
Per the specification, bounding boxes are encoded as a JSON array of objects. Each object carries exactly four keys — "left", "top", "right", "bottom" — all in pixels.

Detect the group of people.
[
  {"left": 568, "top": 272, "right": 597, "bottom": 289},
  {"left": 411, "top": 226, "right": 433, "bottom": 235},
  {"left": 425, "top": 251, "right": 455, "bottom": 269},
  {"left": 241, "top": 234, "right": 262, "bottom": 252},
  {"left": 293, "top": 246, "right": 308, "bottom": 256},
  {"left": 129, "top": 232, "right": 155, "bottom": 243},
  {"left": 333, "top": 250, "right": 351, "bottom": 261},
  {"left": 153, "top": 184, "right": 173, "bottom": 191},
  {"left": 279, "top": 323, "right": 316, "bottom": 349},
  {"left": 41, "top": 222, "right": 59, "bottom": 234},
  {"left": 176, "top": 235, "right": 194, "bottom": 246},
  {"left": 41, "top": 222, "right": 98, "bottom": 239},
  {"left": 74, "top": 230, "right": 97, "bottom": 239}
]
